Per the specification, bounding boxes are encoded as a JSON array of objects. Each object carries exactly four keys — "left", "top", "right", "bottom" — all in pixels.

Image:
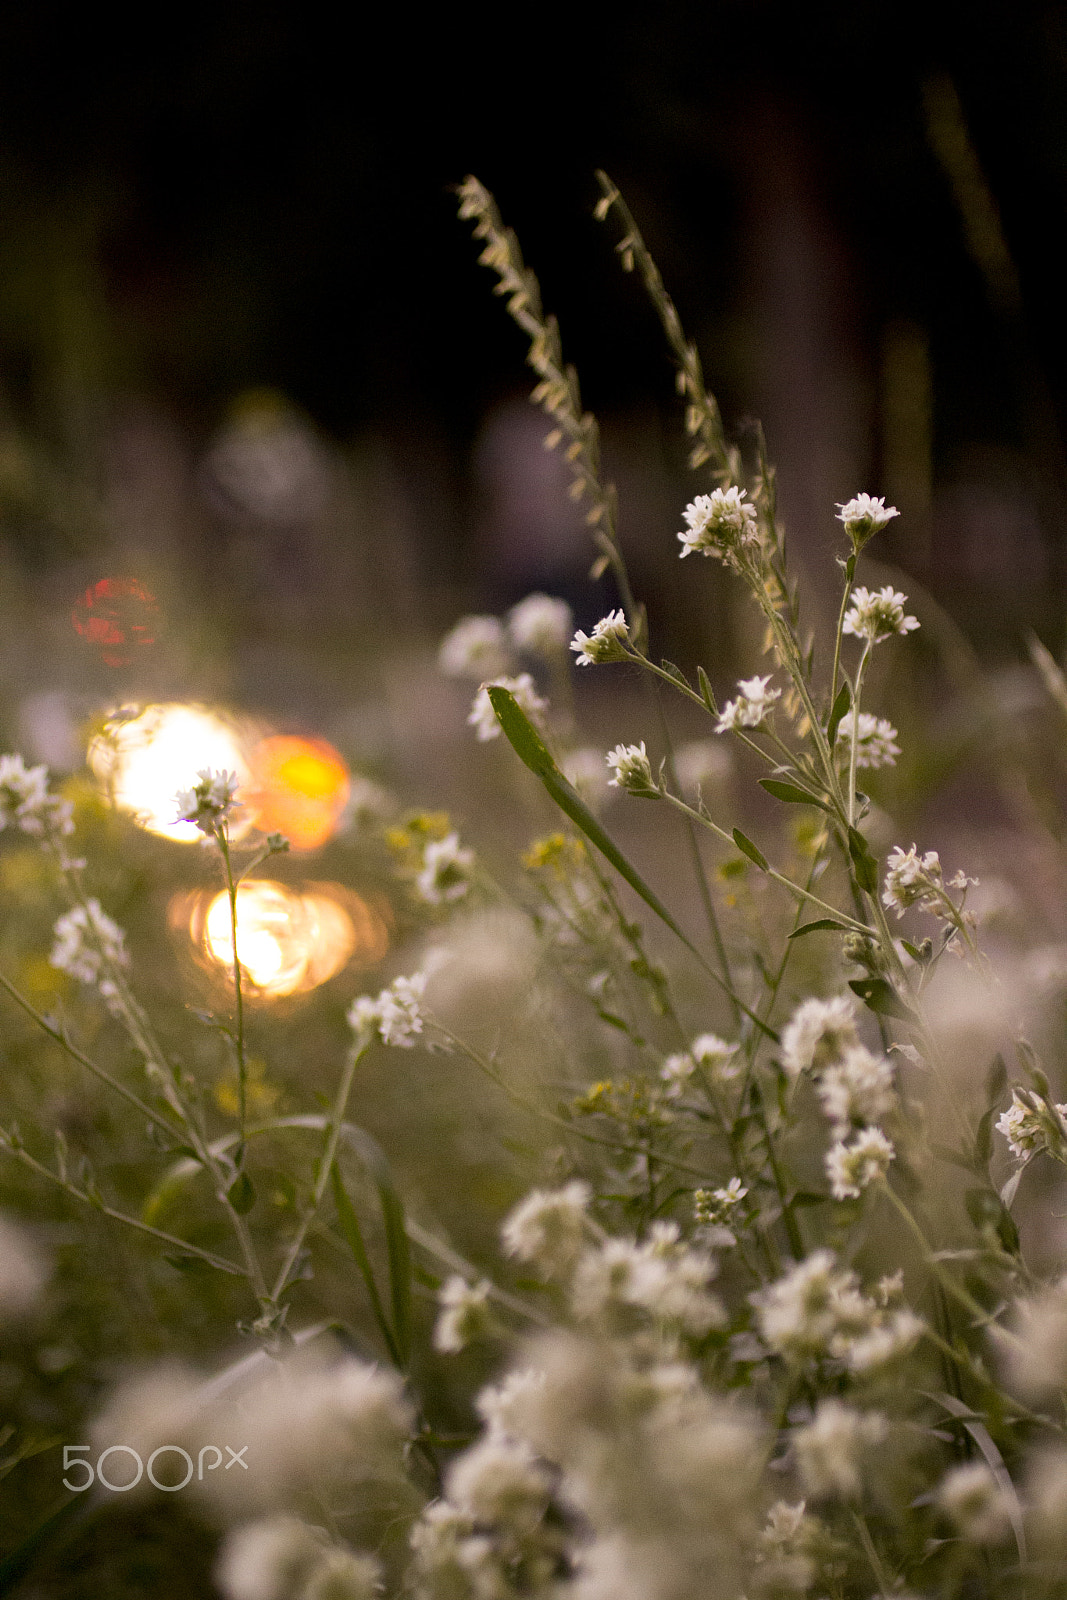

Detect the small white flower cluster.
[
  {"left": 755, "top": 1499, "right": 829, "bottom": 1593},
  {"left": 843, "top": 585, "right": 919, "bottom": 644},
  {"left": 754, "top": 1248, "right": 922, "bottom": 1372},
  {"left": 792, "top": 1398, "right": 888, "bottom": 1500},
  {"left": 174, "top": 768, "right": 242, "bottom": 836},
  {"left": 467, "top": 673, "right": 548, "bottom": 742},
  {"left": 693, "top": 1179, "right": 748, "bottom": 1245},
  {"left": 415, "top": 831, "right": 475, "bottom": 906},
  {"left": 49, "top": 899, "right": 130, "bottom": 1011},
  {"left": 840, "top": 710, "right": 901, "bottom": 768},
  {"left": 501, "top": 1181, "right": 592, "bottom": 1276},
  {"left": 433, "top": 1275, "right": 494, "bottom": 1354},
  {"left": 1001, "top": 1278, "right": 1067, "bottom": 1397},
  {"left": 995, "top": 1088, "right": 1067, "bottom": 1164},
  {"left": 216, "top": 1515, "right": 380, "bottom": 1600},
  {"left": 715, "top": 674, "right": 781, "bottom": 734},
  {"left": 835, "top": 492, "right": 899, "bottom": 548},
  {"left": 677, "top": 487, "right": 759, "bottom": 565},
  {"left": 439, "top": 595, "right": 574, "bottom": 681},
  {"left": 570, "top": 607, "right": 629, "bottom": 666},
  {"left": 605, "top": 741, "right": 656, "bottom": 795},
  {"left": 570, "top": 1220, "right": 724, "bottom": 1337},
  {"left": 660, "top": 1033, "right": 739, "bottom": 1097},
  {"left": 347, "top": 972, "right": 427, "bottom": 1049},
  {"left": 935, "top": 1461, "right": 1014, "bottom": 1546},
  {"left": 882, "top": 843, "right": 976, "bottom": 923},
  {"left": 780, "top": 995, "right": 897, "bottom": 1201},
  {"left": 0, "top": 752, "right": 74, "bottom": 839}
]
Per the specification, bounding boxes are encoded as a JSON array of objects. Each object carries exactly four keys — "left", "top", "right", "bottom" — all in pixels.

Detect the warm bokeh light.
[
  {"left": 72, "top": 577, "right": 162, "bottom": 666},
  {"left": 88, "top": 703, "right": 252, "bottom": 842},
  {"left": 189, "top": 879, "right": 389, "bottom": 997},
  {"left": 245, "top": 735, "right": 351, "bottom": 851}
]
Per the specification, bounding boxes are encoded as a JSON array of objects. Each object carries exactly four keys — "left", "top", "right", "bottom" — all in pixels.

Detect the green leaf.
[
  {"left": 759, "top": 778, "right": 830, "bottom": 811},
  {"left": 788, "top": 918, "right": 853, "bottom": 939},
  {"left": 826, "top": 681, "right": 851, "bottom": 749},
  {"left": 227, "top": 1172, "right": 256, "bottom": 1215},
  {"left": 697, "top": 665, "right": 717, "bottom": 715},
  {"left": 975, "top": 1107, "right": 996, "bottom": 1168},
  {"left": 731, "top": 828, "right": 768, "bottom": 872},
  {"left": 660, "top": 659, "right": 690, "bottom": 691},
  {"left": 330, "top": 1163, "right": 402, "bottom": 1367},
  {"left": 986, "top": 1054, "right": 1007, "bottom": 1104},
  {"left": 848, "top": 976, "right": 914, "bottom": 1020},
  {"left": 487, "top": 686, "right": 777, "bottom": 1039},
  {"left": 164, "top": 1253, "right": 221, "bottom": 1275},
  {"left": 847, "top": 827, "right": 879, "bottom": 893},
  {"left": 379, "top": 1180, "right": 414, "bottom": 1369}
]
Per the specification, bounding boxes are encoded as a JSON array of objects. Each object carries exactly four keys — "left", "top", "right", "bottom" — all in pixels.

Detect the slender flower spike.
[
  {"left": 840, "top": 711, "right": 901, "bottom": 768},
  {"left": 677, "top": 487, "right": 759, "bottom": 564},
  {"left": 570, "top": 608, "right": 629, "bottom": 666},
  {"left": 605, "top": 741, "right": 657, "bottom": 795},
  {"left": 715, "top": 675, "right": 781, "bottom": 733},
  {"left": 835, "top": 493, "right": 899, "bottom": 550},
  {"left": 843, "top": 586, "right": 919, "bottom": 644}
]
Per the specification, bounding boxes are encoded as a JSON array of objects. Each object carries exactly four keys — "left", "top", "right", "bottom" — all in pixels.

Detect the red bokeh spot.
[{"left": 72, "top": 578, "right": 162, "bottom": 666}]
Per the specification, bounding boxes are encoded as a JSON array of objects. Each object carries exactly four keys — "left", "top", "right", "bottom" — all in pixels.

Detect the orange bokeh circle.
[{"left": 245, "top": 735, "right": 351, "bottom": 851}]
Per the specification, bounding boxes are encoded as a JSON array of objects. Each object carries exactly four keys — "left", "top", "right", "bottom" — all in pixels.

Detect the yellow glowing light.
[
  {"left": 88, "top": 704, "right": 252, "bottom": 842},
  {"left": 245, "top": 735, "right": 351, "bottom": 851},
  {"left": 195, "top": 879, "right": 388, "bottom": 997}
]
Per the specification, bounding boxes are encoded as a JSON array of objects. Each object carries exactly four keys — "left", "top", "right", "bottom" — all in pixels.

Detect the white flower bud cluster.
[
  {"left": 347, "top": 972, "right": 427, "bottom": 1049},
  {"left": 995, "top": 1089, "right": 1067, "bottom": 1163},
  {"left": 0, "top": 752, "right": 74, "bottom": 839},
  {"left": 843, "top": 585, "right": 919, "bottom": 644},
  {"left": 216, "top": 1516, "right": 380, "bottom": 1600},
  {"left": 715, "top": 674, "right": 781, "bottom": 734},
  {"left": 882, "top": 843, "right": 977, "bottom": 924},
  {"left": 49, "top": 899, "right": 130, "bottom": 1012},
  {"left": 570, "top": 608, "right": 629, "bottom": 666},
  {"left": 174, "top": 768, "right": 242, "bottom": 836},
  {"left": 753, "top": 1248, "right": 921, "bottom": 1372},
  {"left": 605, "top": 741, "right": 657, "bottom": 795},
  {"left": 840, "top": 710, "right": 901, "bottom": 768},
  {"left": 501, "top": 1181, "right": 592, "bottom": 1276},
  {"left": 507, "top": 593, "right": 574, "bottom": 655},
  {"left": 570, "top": 1220, "right": 724, "bottom": 1336},
  {"left": 415, "top": 831, "right": 475, "bottom": 905},
  {"left": 755, "top": 1499, "right": 829, "bottom": 1593},
  {"left": 835, "top": 492, "right": 899, "bottom": 549},
  {"left": 660, "top": 1033, "right": 738, "bottom": 1098},
  {"left": 433, "top": 1275, "right": 494, "bottom": 1354},
  {"left": 439, "top": 595, "right": 574, "bottom": 684},
  {"left": 677, "top": 487, "right": 759, "bottom": 565},
  {"left": 935, "top": 1461, "right": 1014, "bottom": 1546},
  {"left": 792, "top": 1398, "right": 888, "bottom": 1500}
]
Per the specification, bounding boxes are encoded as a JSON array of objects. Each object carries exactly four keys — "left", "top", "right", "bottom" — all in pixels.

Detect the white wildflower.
[
  {"left": 835, "top": 493, "right": 899, "bottom": 548},
  {"left": 694, "top": 1180, "right": 748, "bottom": 1235},
  {"left": 175, "top": 768, "right": 242, "bottom": 836},
  {"left": 301, "top": 1549, "right": 381, "bottom": 1600},
  {"left": 843, "top": 585, "right": 919, "bottom": 643},
  {"left": 347, "top": 972, "right": 427, "bottom": 1049},
  {"left": 815, "top": 1045, "right": 895, "bottom": 1133},
  {"left": 569, "top": 608, "right": 630, "bottom": 666},
  {"left": 754, "top": 1250, "right": 868, "bottom": 1362},
  {"left": 438, "top": 615, "right": 511, "bottom": 679},
  {"left": 715, "top": 674, "right": 781, "bottom": 733},
  {"left": 415, "top": 831, "right": 475, "bottom": 905},
  {"left": 433, "top": 1276, "right": 494, "bottom": 1354},
  {"left": 779, "top": 995, "right": 858, "bottom": 1081},
  {"left": 475, "top": 1368, "right": 548, "bottom": 1440},
  {"left": 605, "top": 741, "right": 657, "bottom": 795},
  {"left": 691, "top": 1033, "right": 740, "bottom": 1077},
  {"left": 677, "top": 487, "right": 759, "bottom": 562},
  {"left": 49, "top": 899, "right": 129, "bottom": 1010},
  {"left": 882, "top": 843, "right": 945, "bottom": 917},
  {"left": 409, "top": 1502, "right": 498, "bottom": 1596},
  {"left": 508, "top": 593, "right": 573, "bottom": 654},
  {"left": 215, "top": 1515, "right": 330, "bottom": 1600},
  {"left": 840, "top": 710, "right": 901, "bottom": 768},
  {"left": 501, "top": 1181, "right": 591, "bottom": 1275},
  {"left": 793, "top": 1400, "right": 888, "bottom": 1500},
  {"left": 660, "top": 1051, "right": 696, "bottom": 1096},
  {"left": 1000, "top": 1279, "right": 1067, "bottom": 1397},
  {"left": 755, "top": 1499, "right": 825, "bottom": 1592},
  {"left": 446, "top": 1434, "right": 553, "bottom": 1537},
  {"left": 467, "top": 673, "right": 547, "bottom": 742},
  {"left": 844, "top": 1308, "right": 924, "bottom": 1373},
  {"left": 0, "top": 1214, "right": 49, "bottom": 1321},
  {"left": 570, "top": 1223, "right": 723, "bottom": 1335},
  {"left": 995, "top": 1089, "right": 1067, "bottom": 1162},
  {"left": 826, "top": 1127, "right": 895, "bottom": 1200},
  {"left": 0, "top": 752, "right": 74, "bottom": 838},
  {"left": 936, "top": 1461, "right": 1013, "bottom": 1545}
]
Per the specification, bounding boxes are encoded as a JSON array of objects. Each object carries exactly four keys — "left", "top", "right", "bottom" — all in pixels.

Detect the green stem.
[
  {"left": 218, "top": 829, "right": 247, "bottom": 1152},
  {"left": 847, "top": 643, "right": 871, "bottom": 828},
  {"left": 849, "top": 1509, "right": 894, "bottom": 1600}
]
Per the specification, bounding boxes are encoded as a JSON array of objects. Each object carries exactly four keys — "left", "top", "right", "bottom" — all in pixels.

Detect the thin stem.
[
  {"left": 0, "top": 1137, "right": 243, "bottom": 1276},
  {"left": 849, "top": 1509, "right": 894, "bottom": 1600},
  {"left": 829, "top": 558, "right": 856, "bottom": 711},
  {"left": 269, "top": 1040, "right": 369, "bottom": 1304},
  {"left": 0, "top": 968, "right": 182, "bottom": 1142},
  {"left": 847, "top": 643, "right": 872, "bottom": 828},
  {"left": 218, "top": 829, "right": 248, "bottom": 1151}
]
